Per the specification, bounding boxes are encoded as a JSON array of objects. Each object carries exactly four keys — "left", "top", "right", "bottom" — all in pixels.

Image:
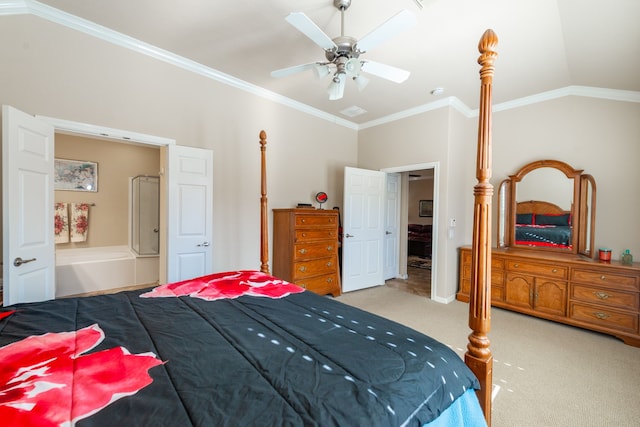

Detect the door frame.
[
  {"left": 381, "top": 162, "right": 439, "bottom": 300},
  {"left": 37, "top": 115, "right": 175, "bottom": 284}
]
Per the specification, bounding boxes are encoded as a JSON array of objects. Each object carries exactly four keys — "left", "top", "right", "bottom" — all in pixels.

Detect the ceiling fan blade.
[
  {"left": 361, "top": 60, "right": 410, "bottom": 83},
  {"left": 271, "top": 63, "right": 319, "bottom": 78},
  {"left": 285, "top": 12, "right": 337, "bottom": 51},
  {"left": 356, "top": 9, "right": 416, "bottom": 53}
]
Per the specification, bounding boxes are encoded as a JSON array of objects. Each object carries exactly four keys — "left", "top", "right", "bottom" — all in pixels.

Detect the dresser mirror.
[{"left": 497, "top": 159, "right": 596, "bottom": 257}]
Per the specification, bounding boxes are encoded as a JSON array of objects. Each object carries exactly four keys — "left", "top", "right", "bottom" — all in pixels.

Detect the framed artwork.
[
  {"left": 419, "top": 199, "right": 433, "bottom": 217},
  {"left": 54, "top": 159, "right": 98, "bottom": 192}
]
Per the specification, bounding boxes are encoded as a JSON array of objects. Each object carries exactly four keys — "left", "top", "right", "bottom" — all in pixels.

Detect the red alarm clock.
[{"left": 315, "top": 192, "right": 328, "bottom": 208}]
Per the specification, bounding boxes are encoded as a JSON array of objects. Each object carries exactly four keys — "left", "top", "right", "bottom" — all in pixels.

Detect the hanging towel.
[
  {"left": 70, "top": 203, "right": 90, "bottom": 242},
  {"left": 54, "top": 203, "right": 69, "bottom": 244}
]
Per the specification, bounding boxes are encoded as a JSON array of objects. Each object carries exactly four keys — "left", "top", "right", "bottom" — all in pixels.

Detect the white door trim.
[
  {"left": 36, "top": 116, "right": 175, "bottom": 284},
  {"left": 37, "top": 116, "right": 175, "bottom": 147},
  {"left": 382, "top": 162, "right": 439, "bottom": 301}
]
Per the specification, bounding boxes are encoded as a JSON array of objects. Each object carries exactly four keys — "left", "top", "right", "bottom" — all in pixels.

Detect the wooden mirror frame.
[{"left": 497, "top": 159, "right": 596, "bottom": 258}]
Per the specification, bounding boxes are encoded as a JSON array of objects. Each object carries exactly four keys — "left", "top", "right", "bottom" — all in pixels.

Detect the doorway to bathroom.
[{"left": 2, "top": 106, "right": 213, "bottom": 305}]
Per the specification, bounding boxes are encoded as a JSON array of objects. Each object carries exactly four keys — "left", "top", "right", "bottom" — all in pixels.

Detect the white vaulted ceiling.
[{"left": 6, "top": 0, "right": 640, "bottom": 127}]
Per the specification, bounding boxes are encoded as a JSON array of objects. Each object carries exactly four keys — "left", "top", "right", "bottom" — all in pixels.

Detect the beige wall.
[
  {"left": 408, "top": 179, "right": 434, "bottom": 225},
  {"left": 0, "top": 14, "right": 358, "bottom": 273},
  {"left": 1, "top": 14, "right": 637, "bottom": 299},
  {"left": 492, "top": 97, "right": 640, "bottom": 263},
  {"left": 358, "top": 108, "right": 475, "bottom": 301},
  {"left": 358, "top": 97, "right": 640, "bottom": 298},
  {"left": 54, "top": 134, "right": 160, "bottom": 249}
]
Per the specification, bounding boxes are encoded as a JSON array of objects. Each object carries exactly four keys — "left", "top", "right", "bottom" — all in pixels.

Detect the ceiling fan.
[{"left": 271, "top": 0, "right": 416, "bottom": 100}]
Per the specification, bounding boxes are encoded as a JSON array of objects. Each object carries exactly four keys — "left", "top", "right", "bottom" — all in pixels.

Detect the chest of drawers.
[
  {"left": 272, "top": 209, "right": 341, "bottom": 297},
  {"left": 457, "top": 246, "right": 640, "bottom": 347}
]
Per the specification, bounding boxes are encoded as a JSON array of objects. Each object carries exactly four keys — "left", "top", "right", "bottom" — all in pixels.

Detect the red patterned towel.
[
  {"left": 70, "top": 203, "right": 90, "bottom": 242},
  {"left": 54, "top": 203, "right": 69, "bottom": 244}
]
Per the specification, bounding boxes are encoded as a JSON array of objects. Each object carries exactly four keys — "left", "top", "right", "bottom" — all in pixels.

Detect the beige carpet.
[{"left": 336, "top": 286, "right": 640, "bottom": 427}]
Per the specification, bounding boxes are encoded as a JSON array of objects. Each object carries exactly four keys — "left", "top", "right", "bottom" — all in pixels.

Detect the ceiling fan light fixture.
[
  {"left": 344, "top": 57, "right": 361, "bottom": 77},
  {"left": 313, "top": 64, "right": 331, "bottom": 79},
  {"left": 353, "top": 74, "right": 369, "bottom": 91},
  {"left": 328, "top": 74, "right": 346, "bottom": 100},
  {"left": 274, "top": 2, "right": 415, "bottom": 99}
]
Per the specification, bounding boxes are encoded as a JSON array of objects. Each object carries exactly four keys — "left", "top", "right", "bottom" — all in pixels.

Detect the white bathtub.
[{"left": 55, "top": 245, "right": 159, "bottom": 297}]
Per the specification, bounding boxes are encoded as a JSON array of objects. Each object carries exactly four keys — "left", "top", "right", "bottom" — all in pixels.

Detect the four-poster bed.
[{"left": 0, "top": 30, "right": 496, "bottom": 427}]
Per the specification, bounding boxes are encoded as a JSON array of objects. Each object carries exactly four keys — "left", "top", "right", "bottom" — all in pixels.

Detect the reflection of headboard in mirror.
[
  {"left": 498, "top": 159, "right": 596, "bottom": 258},
  {"left": 516, "top": 200, "right": 569, "bottom": 215},
  {"left": 515, "top": 200, "right": 573, "bottom": 249}
]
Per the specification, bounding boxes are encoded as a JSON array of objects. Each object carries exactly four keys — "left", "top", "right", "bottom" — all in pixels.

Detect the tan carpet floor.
[{"left": 336, "top": 285, "right": 640, "bottom": 427}]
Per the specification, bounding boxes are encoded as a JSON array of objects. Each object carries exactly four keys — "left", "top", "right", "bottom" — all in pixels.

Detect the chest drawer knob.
[
  {"left": 326, "top": 261, "right": 333, "bottom": 267},
  {"left": 593, "top": 312, "right": 610, "bottom": 320},
  {"left": 514, "top": 264, "right": 519, "bottom": 268},
  {"left": 326, "top": 277, "right": 333, "bottom": 283},
  {"left": 551, "top": 268, "right": 558, "bottom": 273},
  {"left": 298, "top": 248, "right": 307, "bottom": 254},
  {"left": 592, "top": 291, "right": 610, "bottom": 300},
  {"left": 600, "top": 275, "right": 606, "bottom": 280},
  {"left": 298, "top": 266, "right": 306, "bottom": 272},
  {"left": 327, "top": 245, "right": 333, "bottom": 251}
]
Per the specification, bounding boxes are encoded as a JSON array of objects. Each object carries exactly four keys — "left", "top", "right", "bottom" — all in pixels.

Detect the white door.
[
  {"left": 2, "top": 105, "right": 55, "bottom": 306},
  {"left": 166, "top": 145, "right": 214, "bottom": 283},
  {"left": 341, "top": 167, "right": 385, "bottom": 292},
  {"left": 383, "top": 173, "right": 400, "bottom": 280}
]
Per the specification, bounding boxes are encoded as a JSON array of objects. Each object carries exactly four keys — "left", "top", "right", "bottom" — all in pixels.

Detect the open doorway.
[
  {"left": 382, "top": 163, "right": 437, "bottom": 299},
  {"left": 405, "top": 169, "right": 434, "bottom": 296}
]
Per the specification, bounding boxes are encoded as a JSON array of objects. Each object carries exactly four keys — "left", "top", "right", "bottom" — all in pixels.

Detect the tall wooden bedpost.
[
  {"left": 465, "top": 29, "right": 498, "bottom": 426},
  {"left": 259, "top": 130, "right": 270, "bottom": 274}
]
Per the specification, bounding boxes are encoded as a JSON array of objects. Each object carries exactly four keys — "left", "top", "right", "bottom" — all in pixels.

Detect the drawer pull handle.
[
  {"left": 514, "top": 264, "right": 519, "bottom": 268},
  {"left": 593, "top": 312, "right": 610, "bottom": 320},
  {"left": 298, "top": 249, "right": 307, "bottom": 254},
  {"left": 298, "top": 266, "right": 306, "bottom": 272},
  {"left": 300, "top": 283, "right": 307, "bottom": 289},
  {"left": 592, "top": 291, "right": 610, "bottom": 300},
  {"left": 600, "top": 275, "right": 606, "bottom": 281},
  {"left": 326, "top": 262, "right": 333, "bottom": 267},
  {"left": 551, "top": 268, "right": 558, "bottom": 273},
  {"left": 327, "top": 245, "right": 333, "bottom": 251},
  {"left": 301, "top": 219, "right": 306, "bottom": 223},
  {"left": 327, "top": 278, "right": 333, "bottom": 283},
  {"left": 301, "top": 233, "right": 307, "bottom": 237}
]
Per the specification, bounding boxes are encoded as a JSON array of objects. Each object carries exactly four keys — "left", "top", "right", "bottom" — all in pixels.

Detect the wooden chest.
[
  {"left": 457, "top": 246, "right": 640, "bottom": 347},
  {"left": 272, "top": 209, "right": 341, "bottom": 297}
]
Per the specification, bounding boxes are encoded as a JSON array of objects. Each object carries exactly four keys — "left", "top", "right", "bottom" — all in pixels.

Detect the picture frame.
[
  {"left": 54, "top": 159, "right": 98, "bottom": 192},
  {"left": 419, "top": 199, "right": 433, "bottom": 217}
]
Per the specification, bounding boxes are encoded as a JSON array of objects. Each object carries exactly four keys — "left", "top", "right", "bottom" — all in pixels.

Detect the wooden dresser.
[
  {"left": 273, "top": 209, "right": 341, "bottom": 297},
  {"left": 457, "top": 246, "right": 640, "bottom": 347}
]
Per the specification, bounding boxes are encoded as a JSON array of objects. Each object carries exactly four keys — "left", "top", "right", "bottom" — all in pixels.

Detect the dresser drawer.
[
  {"left": 569, "top": 302, "right": 638, "bottom": 333},
  {"left": 462, "top": 264, "right": 504, "bottom": 285},
  {"left": 571, "top": 284, "right": 639, "bottom": 310},
  {"left": 507, "top": 260, "right": 567, "bottom": 279},
  {"left": 571, "top": 268, "right": 638, "bottom": 292},
  {"left": 295, "top": 229, "right": 337, "bottom": 242},
  {"left": 461, "top": 250, "right": 505, "bottom": 270},
  {"left": 293, "top": 257, "right": 338, "bottom": 279},
  {"left": 295, "top": 214, "right": 337, "bottom": 227},
  {"left": 297, "top": 273, "right": 340, "bottom": 294},
  {"left": 293, "top": 241, "right": 337, "bottom": 261}
]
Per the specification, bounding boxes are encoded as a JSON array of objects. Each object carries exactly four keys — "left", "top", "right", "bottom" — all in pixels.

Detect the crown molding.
[
  {"left": 3, "top": 1, "right": 638, "bottom": 132},
  {"left": 2, "top": 0, "right": 358, "bottom": 130},
  {"left": 358, "top": 97, "right": 473, "bottom": 129}
]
